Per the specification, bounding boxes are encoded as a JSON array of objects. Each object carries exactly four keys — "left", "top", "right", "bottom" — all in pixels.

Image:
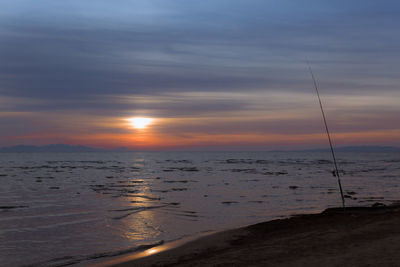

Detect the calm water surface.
[{"left": 0, "top": 151, "right": 399, "bottom": 266}]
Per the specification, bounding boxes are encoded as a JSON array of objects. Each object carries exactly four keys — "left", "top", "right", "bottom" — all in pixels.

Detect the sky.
[{"left": 1, "top": 0, "right": 400, "bottom": 150}]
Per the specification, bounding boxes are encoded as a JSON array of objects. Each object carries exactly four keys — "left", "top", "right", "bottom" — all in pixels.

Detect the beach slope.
[{"left": 109, "top": 204, "right": 400, "bottom": 267}]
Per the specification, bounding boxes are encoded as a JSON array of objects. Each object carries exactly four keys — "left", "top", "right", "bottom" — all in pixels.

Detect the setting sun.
[{"left": 127, "top": 117, "right": 154, "bottom": 129}]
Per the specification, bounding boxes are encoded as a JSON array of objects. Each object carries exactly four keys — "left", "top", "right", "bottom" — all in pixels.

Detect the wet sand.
[{"left": 106, "top": 204, "right": 400, "bottom": 267}]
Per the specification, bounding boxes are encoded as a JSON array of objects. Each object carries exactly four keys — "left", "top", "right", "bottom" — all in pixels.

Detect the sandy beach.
[{"left": 104, "top": 204, "right": 400, "bottom": 267}]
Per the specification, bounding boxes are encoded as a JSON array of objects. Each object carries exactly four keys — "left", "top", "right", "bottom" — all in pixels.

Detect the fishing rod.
[{"left": 307, "top": 62, "right": 346, "bottom": 210}]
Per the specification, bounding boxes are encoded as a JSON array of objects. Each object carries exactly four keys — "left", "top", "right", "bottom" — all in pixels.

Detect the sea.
[{"left": 0, "top": 151, "right": 399, "bottom": 266}]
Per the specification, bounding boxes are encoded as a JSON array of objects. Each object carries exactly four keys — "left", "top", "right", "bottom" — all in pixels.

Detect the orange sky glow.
[{"left": 7, "top": 127, "right": 400, "bottom": 151}]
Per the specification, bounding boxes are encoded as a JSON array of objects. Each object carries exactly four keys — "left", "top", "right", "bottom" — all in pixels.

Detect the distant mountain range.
[
  {"left": 302, "top": 146, "right": 400, "bottom": 153},
  {"left": 0, "top": 144, "right": 129, "bottom": 153},
  {"left": 0, "top": 144, "right": 399, "bottom": 153}
]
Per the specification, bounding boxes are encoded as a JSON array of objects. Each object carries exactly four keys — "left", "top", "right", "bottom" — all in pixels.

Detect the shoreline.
[
  {"left": 97, "top": 203, "right": 400, "bottom": 267},
  {"left": 90, "top": 230, "right": 218, "bottom": 267}
]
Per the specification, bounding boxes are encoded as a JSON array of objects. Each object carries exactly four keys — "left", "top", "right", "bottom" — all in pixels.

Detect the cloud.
[
  {"left": 2, "top": 0, "right": 400, "bottom": 99},
  {"left": 1, "top": 0, "right": 400, "bottom": 147}
]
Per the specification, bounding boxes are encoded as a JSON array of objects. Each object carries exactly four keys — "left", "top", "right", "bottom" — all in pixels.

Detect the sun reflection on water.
[{"left": 120, "top": 175, "right": 162, "bottom": 242}]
